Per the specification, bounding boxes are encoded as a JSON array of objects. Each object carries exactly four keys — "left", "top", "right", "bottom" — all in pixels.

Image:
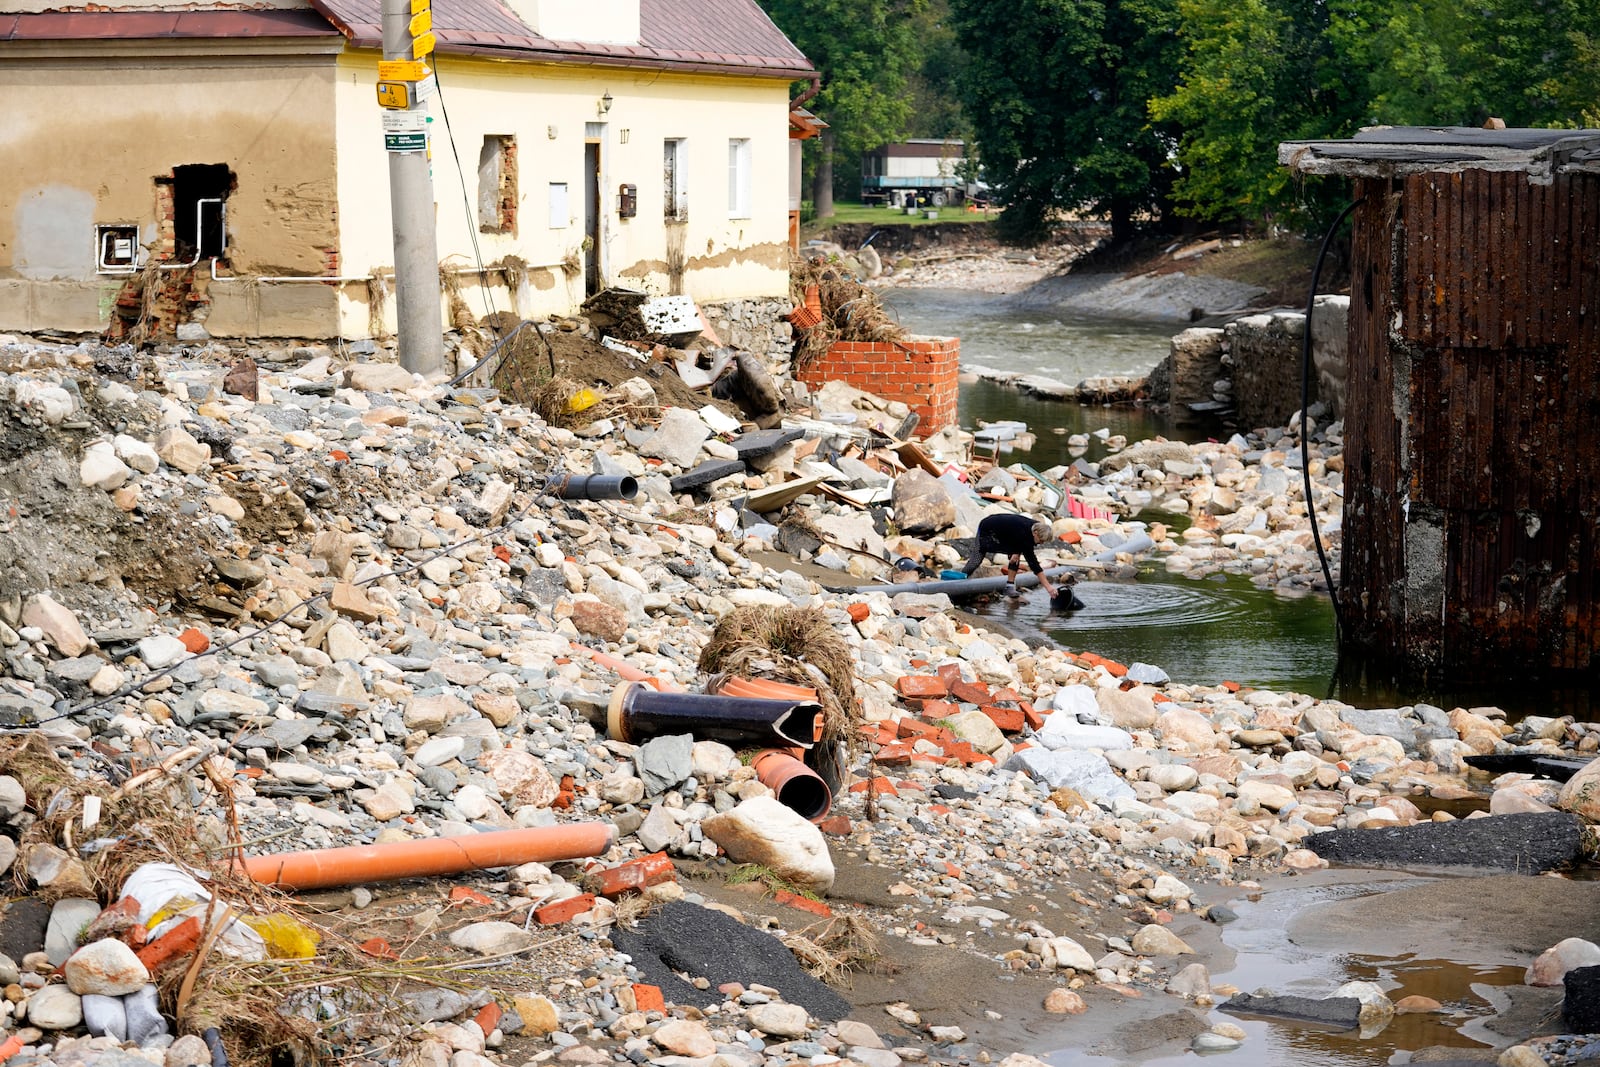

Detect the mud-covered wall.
[
  {"left": 0, "top": 46, "right": 341, "bottom": 337},
  {"left": 332, "top": 57, "right": 795, "bottom": 339},
  {"left": 1225, "top": 297, "right": 1349, "bottom": 428}
]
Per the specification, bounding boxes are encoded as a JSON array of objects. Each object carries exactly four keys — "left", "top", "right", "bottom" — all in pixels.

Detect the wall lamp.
[{"left": 598, "top": 91, "right": 613, "bottom": 116}]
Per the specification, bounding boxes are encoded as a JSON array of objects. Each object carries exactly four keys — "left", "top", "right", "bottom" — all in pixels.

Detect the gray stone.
[
  {"left": 1126, "top": 662, "right": 1170, "bottom": 685},
  {"left": 26, "top": 984, "right": 83, "bottom": 1029},
  {"left": 125, "top": 984, "right": 168, "bottom": 1044},
  {"left": 1341, "top": 708, "right": 1418, "bottom": 752},
  {"left": 636, "top": 733, "right": 693, "bottom": 796},
  {"left": 404, "top": 987, "right": 473, "bottom": 1022},
  {"left": 45, "top": 898, "right": 102, "bottom": 965},
  {"left": 449, "top": 921, "right": 537, "bottom": 956},
  {"left": 890, "top": 469, "right": 956, "bottom": 535},
  {"left": 0, "top": 774, "right": 27, "bottom": 821},
  {"left": 1006, "top": 747, "right": 1134, "bottom": 802},
  {"left": 746, "top": 1002, "right": 811, "bottom": 1038},
  {"left": 640, "top": 408, "right": 710, "bottom": 468},
  {"left": 1219, "top": 992, "right": 1361, "bottom": 1030},
  {"left": 636, "top": 805, "right": 680, "bottom": 853}
]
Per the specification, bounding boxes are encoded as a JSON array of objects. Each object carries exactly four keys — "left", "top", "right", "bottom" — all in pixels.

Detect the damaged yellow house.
[{"left": 0, "top": 0, "right": 813, "bottom": 340}]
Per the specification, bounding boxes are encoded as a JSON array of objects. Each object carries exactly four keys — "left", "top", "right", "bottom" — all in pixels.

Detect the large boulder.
[
  {"left": 890, "top": 469, "right": 956, "bottom": 535},
  {"left": 702, "top": 796, "right": 834, "bottom": 892},
  {"left": 1558, "top": 759, "right": 1600, "bottom": 822}
]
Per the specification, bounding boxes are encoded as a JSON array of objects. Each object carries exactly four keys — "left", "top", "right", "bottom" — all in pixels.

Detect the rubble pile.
[{"left": 0, "top": 326, "right": 1599, "bottom": 1067}]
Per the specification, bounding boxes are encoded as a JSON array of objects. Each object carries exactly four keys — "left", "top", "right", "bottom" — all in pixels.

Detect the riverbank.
[{"left": 0, "top": 297, "right": 1598, "bottom": 1067}]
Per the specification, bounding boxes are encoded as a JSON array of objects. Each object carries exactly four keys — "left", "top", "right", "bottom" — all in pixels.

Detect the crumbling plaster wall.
[
  {"left": 1225, "top": 297, "right": 1349, "bottom": 428},
  {"left": 0, "top": 51, "right": 340, "bottom": 336}
]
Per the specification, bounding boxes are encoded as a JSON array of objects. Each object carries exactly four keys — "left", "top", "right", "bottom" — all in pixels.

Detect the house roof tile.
[
  {"left": 1, "top": 8, "right": 340, "bottom": 41},
  {"left": 310, "top": 0, "right": 813, "bottom": 78}
]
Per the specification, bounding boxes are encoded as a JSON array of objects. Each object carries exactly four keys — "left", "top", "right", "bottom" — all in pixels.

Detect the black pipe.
[
  {"left": 607, "top": 681, "right": 822, "bottom": 749},
  {"left": 203, "top": 1028, "right": 228, "bottom": 1067},
  {"left": 1301, "top": 198, "right": 1362, "bottom": 646},
  {"left": 555, "top": 473, "right": 638, "bottom": 501}
]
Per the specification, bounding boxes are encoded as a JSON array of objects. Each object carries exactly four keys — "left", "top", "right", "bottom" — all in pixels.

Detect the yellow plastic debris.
[
  {"left": 242, "top": 914, "right": 322, "bottom": 958},
  {"left": 566, "top": 388, "right": 601, "bottom": 413}
]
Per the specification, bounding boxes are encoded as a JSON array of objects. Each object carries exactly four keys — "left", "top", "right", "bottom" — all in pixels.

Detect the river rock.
[
  {"left": 64, "top": 938, "right": 150, "bottom": 995},
  {"left": 640, "top": 408, "right": 710, "bottom": 468},
  {"left": 1043, "top": 989, "right": 1087, "bottom": 1014},
  {"left": 155, "top": 425, "right": 211, "bottom": 473},
  {"left": 1527, "top": 938, "right": 1600, "bottom": 986},
  {"left": 1334, "top": 980, "right": 1393, "bottom": 1025},
  {"left": 1165, "top": 963, "right": 1210, "bottom": 998},
  {"left": 26, "top": 984, "right": 82, "bottom": 1029},
  {"left": 1097, "top": 685, "right": 1159, "bottom": 730},
  {"left": 890, "top": 469, "right": 956, "bottom": 535},
  {"left": 449, "top": 922, "right": 536, "bottom": 956},
  {"left": 702, "top": 795, "right": 835, "bottom": 892},
  {"left": 1558, "top": 759, "right": 1600, "bottom": 822},
  {"left": 570, "top": 599, "right": 628, "bottom": 643},
  {"left": 1038, "top": 936, "right": 1095, "bottom": 972},
  {"left": 1007, "top": 747, "right": 1133, "bottom": 802},
  {"left": 745, "top": 1002, "right": 810, "bottom": 1038},
  {"left": 82, "top": 993, "right": 128, "bottom": 1041},
  {"left": 1130, "top": 925, "right": 1193, "bottom": 956},
  {"left": 1219, "top": 992, "right": 1361, "bottom": 1029},
  {"left": 637, "top": 733, "right": 693, "bottom": 796},
  {"left": 21, "top": 594, "right": 90, "bottom": 657}
]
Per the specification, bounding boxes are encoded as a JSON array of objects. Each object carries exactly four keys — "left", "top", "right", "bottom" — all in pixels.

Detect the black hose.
[
  {"left": 446, "top": 317, "right": 539, "bottom": 387},
  {"left": 1301, "top": 199, "right": 1362, "bottom": 645}
]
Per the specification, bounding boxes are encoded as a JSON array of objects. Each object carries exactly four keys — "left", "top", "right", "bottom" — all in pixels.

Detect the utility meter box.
[{"left": 617, "top": 183, "right": 637, "bottom": 218}]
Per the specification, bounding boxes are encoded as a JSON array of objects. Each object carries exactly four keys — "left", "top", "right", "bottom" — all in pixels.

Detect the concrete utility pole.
[{"left": 381, "top": 0, "right": 444, "bottom": 375}]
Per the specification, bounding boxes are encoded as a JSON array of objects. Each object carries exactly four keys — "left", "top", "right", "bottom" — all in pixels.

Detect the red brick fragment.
[
  {"left": 449, "top": 886, "right": 495, "bottom": 907},
  {"left": 178, "top": 627, "right": 210, "bottom": 654},
  {"left": 474, "top": 1002, "right": 502, "bottom": 1035},
  {"left": 632, "top": 984, "right": 665, "bottom": 1012},
  {"left": 949, "top": 679, "right": 992, "bottom": 704},
  {"left": 589, "top": 852, "right": 675, "bottom": 898},
  {"left": 135, "top": 916, "right": 202, "bottom": 972},
  {"left": 919, "top": 699, "right": 958, "bottom": 720},
  {"left": 774, "top": 890, "right": 832, "bottom": 918},
  {"left": 979, "top": 704, "right": 1026, "bottom": 733},
  {"left": 360, "top": 937, "right": 400, "bottom": 960},
  {"left": 847, "top": 603, "right": 870, "bottom": 622},
  {"left": 816, "top": 815, "right": 853, "bottom": 836},
  {"left": 534, "top": 893, "right": 596, "bottom": 925},
  {"left": 896, "top": 675, "right": 948, "bottom": 700}
]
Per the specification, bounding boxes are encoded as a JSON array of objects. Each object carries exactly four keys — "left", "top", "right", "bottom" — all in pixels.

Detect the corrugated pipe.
[
  {"left": 607, "top": 680, "right": 823, "bottom": 749},
  {"left": 235, "top": 823, "right": 614, "bottom": 890},
  {"left": 555, "top": 473, "right": 638, "bottom": 501},
  {"left": 752, "top": 747, "right": 832, "bottom": 821}
]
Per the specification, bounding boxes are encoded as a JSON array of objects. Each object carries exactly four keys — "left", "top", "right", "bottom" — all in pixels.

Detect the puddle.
[{"left": 1046, "top": 876, "right": 1529, "bottom": 1066}]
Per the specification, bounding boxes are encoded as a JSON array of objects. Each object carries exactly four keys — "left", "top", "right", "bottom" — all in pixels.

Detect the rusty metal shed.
[{"left": 1280, "top": 126, "right": 1600, "bottom": 680}]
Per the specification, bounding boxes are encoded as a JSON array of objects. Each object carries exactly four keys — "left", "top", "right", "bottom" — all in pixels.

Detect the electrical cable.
[
  {"left": 428, "top": 64, "right": 501, "bottom": 330},
  {"left": 1300, "top": 197, "right": 1363, "bottom": 646}
]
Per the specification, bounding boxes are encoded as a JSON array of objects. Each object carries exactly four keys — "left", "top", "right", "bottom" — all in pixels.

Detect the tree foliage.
[
  {"left": 948, "top": 0, "right": 1182, "bottom": 243},
  {"left": 758, "top": 0, "right": 928, "bottom": 202}
]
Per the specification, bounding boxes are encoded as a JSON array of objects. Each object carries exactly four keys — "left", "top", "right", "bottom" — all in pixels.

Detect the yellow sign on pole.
[
  {"left": 410, "top": 0, "right": 429, "bottom": 14},
  {"left": 377, "top": 58, "right": 428, "bottom": 81},
  {"left": 411, "top": 30, "right": 436, "bottom": 58},
  {"left": 409, "top": 10, "right": 431, "bottom": 36},
  {"left": 376, "top": 81, "right": 411, "bottom": 109}
]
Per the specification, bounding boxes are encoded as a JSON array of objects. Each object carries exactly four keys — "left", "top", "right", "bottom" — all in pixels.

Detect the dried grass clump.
[
  {"left": 782, "top": 913, "right": 883, "bottom": 985},
  {"left": 519, "top": 374, "right": 617, "bottom": 429},
  {"left": 788, "top": 253, "right": 906, "bottom": 373},
  {"left": 697, "top": 605, "right": 859, "bottom": 757}
]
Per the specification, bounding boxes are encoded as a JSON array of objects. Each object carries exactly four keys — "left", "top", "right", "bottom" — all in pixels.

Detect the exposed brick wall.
[{"left": 797, "top": 335, "right": 959, "bottom": 436}]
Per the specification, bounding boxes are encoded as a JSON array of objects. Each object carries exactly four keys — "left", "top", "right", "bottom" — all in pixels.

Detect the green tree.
[
  {"left": 759, "top": 0, "right": 927, "bottom": 217},
  {"left": 1150, "top": 0, "right": 1357, "bottom": 228},
  {"left": 906, "top": 0, "right": 970, "bottom": 139},
  {"left": 948, "top": 0, "right": 1182, "bottom": 244}
]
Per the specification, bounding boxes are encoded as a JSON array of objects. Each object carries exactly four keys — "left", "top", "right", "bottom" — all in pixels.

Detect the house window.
[
  {"left": 548, "top": 183, "right": 569, "bottom": 229},
  {"left": 478, "top": 135, "right": 517, "bottom": 235},
  {"left": 162, "top": 163, "right": 233, "bottom": 262},
  {"left": 663, "top": 138, "right": 688, "bottom": 221},
  {"left": 728, "top": 138, "right": 751, "bottom": 219}
]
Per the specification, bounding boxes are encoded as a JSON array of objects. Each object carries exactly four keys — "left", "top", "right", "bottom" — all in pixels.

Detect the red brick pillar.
[{"left": 797, "top": 336, "right": 959, "bottom": 437}]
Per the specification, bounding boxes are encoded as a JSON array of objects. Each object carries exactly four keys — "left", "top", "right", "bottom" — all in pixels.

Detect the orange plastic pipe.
[
  {"left": 752, "top": 748, "right": 832, "bottom": 821},
  {"left": 237, "top": 823, "right": 615, "bottom": 891},
  {"left": 717, "top": 676, "right": 818, "bottom": 701},
  {"left": 585, "top": 649, "right": 684, "bottom": 693}
]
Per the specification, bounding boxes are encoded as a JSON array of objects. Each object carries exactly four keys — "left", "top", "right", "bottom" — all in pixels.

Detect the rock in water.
[
  {"left": 702, "top": 796, "right": 835, "bottom": 892},
  {"left": 1219, "top": 993, "right": 1362, "bottom": 1030},
  {"left": 1564, "top": 965, "right": 1600, "bottom": 1033},
  {"left": 1558, "top": 759, "right": 1600, "bottom": 822}
]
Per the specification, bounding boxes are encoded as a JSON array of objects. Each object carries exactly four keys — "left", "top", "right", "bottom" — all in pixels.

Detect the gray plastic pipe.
[
  {"left": 555, "top": 474, "right": 638, "bottom": 501},
  {"left": 830, "top": 566, "right": 1082, "bottom": 597}
]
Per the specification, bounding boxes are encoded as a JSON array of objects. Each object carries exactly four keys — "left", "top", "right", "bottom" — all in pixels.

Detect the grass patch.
[
  {"left": 805, "top": 200, "right": 995, "bottom": 234},
  {"left": 725, "top": 863, "right": 822, "bottom": 902}
]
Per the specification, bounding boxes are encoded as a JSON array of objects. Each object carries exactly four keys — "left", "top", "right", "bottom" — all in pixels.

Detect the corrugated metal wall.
[{"left": 1342, "top": 170, "right": 1600, "bottom": 676}]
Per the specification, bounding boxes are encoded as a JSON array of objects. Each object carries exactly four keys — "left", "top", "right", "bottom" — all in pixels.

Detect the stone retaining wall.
[
  {"left": 699, "top": 298, "right": 792, "bottom": 357},
  {"left": 796, "top": 335, "right": 960, "bottom": 436},
  {"left": 1226, "top": 298, "right": 1349, "bottom": 428}
]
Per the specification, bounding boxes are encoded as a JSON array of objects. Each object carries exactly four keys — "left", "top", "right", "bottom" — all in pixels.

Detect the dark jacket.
[{"left": 976, "top": 513, "right": 1044, "bottom": 574}]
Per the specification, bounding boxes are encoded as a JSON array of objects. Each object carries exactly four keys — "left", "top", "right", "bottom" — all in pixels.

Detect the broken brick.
[
  {"left": 449, "top": 886, "right": 495, "bottom": 907},
  {"left": 177, "top": 627, "right": 210, "bottom": 654},
  {"left": 979, "top": 704, "right": 1026, "bottom": 733},
  {"left": 135, "top": 916, "right": 202, "bottom": 972},
  {"left": 773, "top": 889, "right": 832, "bottom": 918},
  {"left": 474, "top": 1002, "right": 502, "bottom": 1036},
  {"left": 1020, "top": 702, "right": 1045, "bottom": 730},
  {"left": 849, "top": 776, "right": 899, "bottom": 798},
  {"left": 360, "top": 937, "right": 400, "bottom": 960},
  {"left": 949, "top": 679, "right": 992, "bottom": 704},
  {"left": 919, "top": 699, "right": 959, "bottom": 720},
  {"left": 816, "top": 815, "right": 853, "bottom": 836},
  {"left": 846, "top": 602, "right": 870, "bottom": 622},
  {"left": 534, "top": 893, "right": 596, "bottom": 925},
  {"left": 935, "top": 663, "right": 965, "bottom": 687},
  {"left": 896, "top": 675, "right": 948, "bottom": 700},
  {"left": 587, "top": 852, "right": 675, "bottom": 898},
  {"left": 632, "top": 984, "right": 665, "bottom": 1012}
]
